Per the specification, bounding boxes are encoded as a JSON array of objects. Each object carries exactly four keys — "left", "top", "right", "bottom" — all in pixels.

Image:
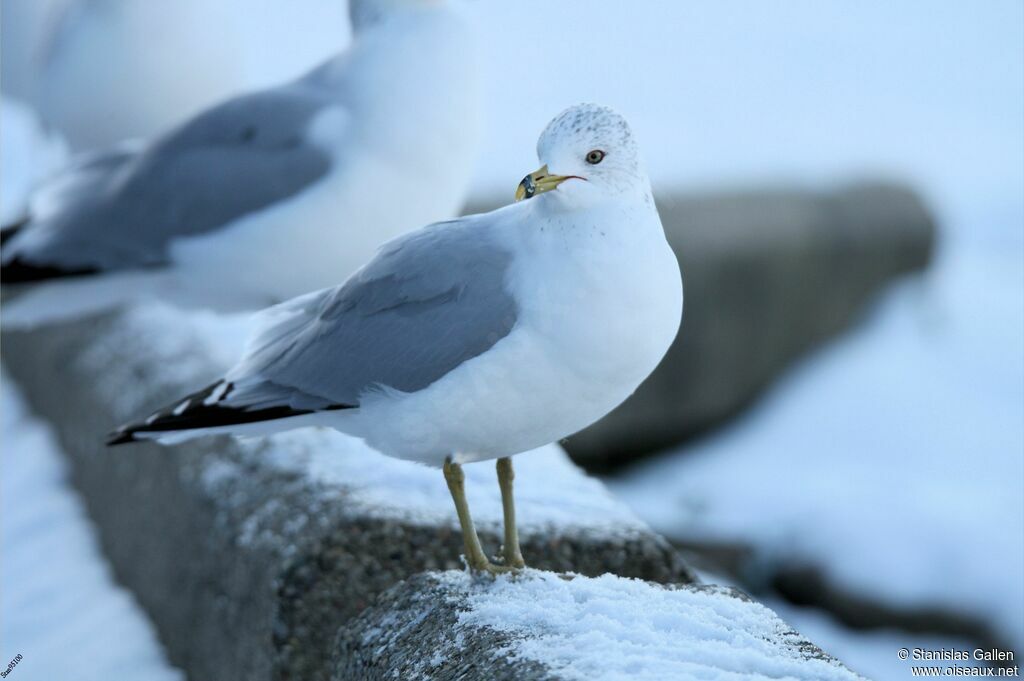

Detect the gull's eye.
[{"left": 585, "top": 149, "right": 606, "bottom": 165}]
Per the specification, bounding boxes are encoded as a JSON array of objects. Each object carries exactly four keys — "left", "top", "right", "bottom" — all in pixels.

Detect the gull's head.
[
  {"left": 516, "top": 104, "right": 649, "bottom": 207},
  {"left": 349, "top": 0, "right": 444, "bottom": 32}
]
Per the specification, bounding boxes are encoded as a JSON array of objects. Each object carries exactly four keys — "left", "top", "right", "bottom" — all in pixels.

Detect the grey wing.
[
  {"left": 2, "top": 82, "right": 339, "bottom": 273},
  {"left": 1, "top": 139, "right": 140, "bottom": 238},
  {"left": 222, "top": 218, "right": 519, "bottom": 411}
]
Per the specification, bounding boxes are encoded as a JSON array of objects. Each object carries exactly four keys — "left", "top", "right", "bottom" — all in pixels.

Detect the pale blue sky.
[{"left": 465, "top": 0, "right": 1023, "bottom": 239}]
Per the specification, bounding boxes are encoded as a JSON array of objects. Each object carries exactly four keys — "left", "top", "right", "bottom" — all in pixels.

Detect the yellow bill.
[{"left": 515, "top": 165, "right": 575, "bottom": 201}]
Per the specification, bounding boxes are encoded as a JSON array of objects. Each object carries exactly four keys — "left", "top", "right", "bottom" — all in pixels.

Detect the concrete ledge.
[
  {"left": 2, "top": 307, "right": 695, "bottom": 680},
  {"left": 335, "top": 571, "right": 863, "bottom": 680}
]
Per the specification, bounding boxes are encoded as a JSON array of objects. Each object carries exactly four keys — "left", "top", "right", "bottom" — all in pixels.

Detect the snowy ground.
[
  {"left": 764, "top": 598, "right": 989, "bottom": 681},
  {"left": 447, "top": 569, "right": 861, "bottom": 681},
  {"left": 0, "top": 374, "right": 182, "bottom": 681},
  {"left": 691, "top": 568, "right": 992, "bottom": 680},
  {"left": 264, "top": 428, "right": 648, "bottom": 535}
]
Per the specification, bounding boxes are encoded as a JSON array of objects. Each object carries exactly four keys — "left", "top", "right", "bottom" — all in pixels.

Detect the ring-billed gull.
[
  {"left": 108, "top": 104, "right": 684, "bottom": 574},
  {"left": 1, "top": 0, "right": 479, "bottom": 327}
]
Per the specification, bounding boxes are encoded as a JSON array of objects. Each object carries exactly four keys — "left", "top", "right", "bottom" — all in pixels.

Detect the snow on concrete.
[
  {"left": 0, "top": 373, "right": 183, "bottom": 681},
  {"left": 265, "top": 427, "right": 648, "bottom": 536},
  {"left": 765, "top": 598, "right": 989, "bottom": 680},
  {"left": 609, "top": 241, "right": 1024, "bottom": 647},
  {"left": 443, "top": 569, "right": 861, "bottom": 681},
  {"left": 82, "top": 301, "right": 650, "bottom": 538},
  {"left": 695, "top": 567, "right": 990, "bottom": 680}
]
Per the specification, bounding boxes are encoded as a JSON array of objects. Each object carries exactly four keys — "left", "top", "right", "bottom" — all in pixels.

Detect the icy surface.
[
  {"left": 696, "top": 568, "right": 989, "bottom": 679},
  {"left": 609, "top": 241, "right": 1024, "bottom": 646},
  {"left": 767, "top": 598, "right": 989, "bottom": 680},
  {"left": 444, "top": 570, "right": 860, "bottom": 681},
  {"left": 86, "top": 302, "right": 649, "bottom": 537},
  {"left": 0, "top": 374, "right": 183, "bottom": 681}
]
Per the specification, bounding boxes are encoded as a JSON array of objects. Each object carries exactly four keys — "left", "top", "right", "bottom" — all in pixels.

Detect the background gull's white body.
[
  {"left": 1, "top": 0, "right": 351, "bottom": 151},
  {"left": 167, "top": 10, "right": 480, "bottom": 306}
]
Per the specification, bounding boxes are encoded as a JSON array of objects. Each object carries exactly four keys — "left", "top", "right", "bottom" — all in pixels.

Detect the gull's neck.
[
  {"left": 534, "top": 186, "right": 656, "bottom": 220},
  {"left": 310, "top": 7, "right": 477, "bottom": 160}
]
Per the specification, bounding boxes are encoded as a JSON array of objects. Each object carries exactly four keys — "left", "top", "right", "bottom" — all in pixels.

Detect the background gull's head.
[
  {"left": 523, "top": 104, "right": 650, "bottom": 207},
  {"left": 349, "top": 0, "right": 445, "bottom": 33}
]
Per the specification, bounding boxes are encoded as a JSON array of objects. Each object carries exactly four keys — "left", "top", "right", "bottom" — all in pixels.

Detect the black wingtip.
[
  {"left": 106, "top": 429, "right": 137, "bottom": 446},
  {"left": 104, "top": 376, "right": 360, "bottom": 446},
  {"left": 105, "top": 379, "right": 358, "bottom": 447},
  {"left": 1, "top": 256, "right": 101, "bottom": 284}
]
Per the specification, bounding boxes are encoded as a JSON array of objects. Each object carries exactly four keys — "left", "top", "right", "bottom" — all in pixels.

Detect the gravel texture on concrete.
[{"left": 334, "top": 571, "right": 863, "bottom": 681}]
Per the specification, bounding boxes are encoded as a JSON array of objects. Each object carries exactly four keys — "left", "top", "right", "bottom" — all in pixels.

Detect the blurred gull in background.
[
  {"left": 1, "top": 0, "right": 480, "bottom": 327},
  {"left": 1, "top": 0, "right": 350, "bottom": 151}
]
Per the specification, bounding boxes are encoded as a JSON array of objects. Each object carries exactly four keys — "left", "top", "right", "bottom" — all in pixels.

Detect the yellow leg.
[
  {"left": 443, "top": 459, "right": 493, "bottom": 572},
  {"left": 497, "top": 457, "right": 526, "bottom": 569}
]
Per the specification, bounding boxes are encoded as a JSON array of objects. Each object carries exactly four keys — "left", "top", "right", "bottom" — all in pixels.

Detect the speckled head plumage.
[{"left": 520, "top": 104, "right": 649, "bottom": 204}]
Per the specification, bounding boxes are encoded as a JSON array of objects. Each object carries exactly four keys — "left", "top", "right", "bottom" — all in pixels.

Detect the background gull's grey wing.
[
  {"left": 227, "top": 217, "right": 519, "bottom": 410},
  {"left": 0, "top": 141, "right": 141, "bottom": 265},
  {"left": 108, "top": 217, "right": 520, "bottom": 442},
  {"left": 2, "top": 80, "right": 341, "bottom": 280}
]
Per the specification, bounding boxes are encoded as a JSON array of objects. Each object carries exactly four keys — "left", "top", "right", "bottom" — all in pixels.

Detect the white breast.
[{"left": 508, "top": 201, "right": 683, "bottom": 428}]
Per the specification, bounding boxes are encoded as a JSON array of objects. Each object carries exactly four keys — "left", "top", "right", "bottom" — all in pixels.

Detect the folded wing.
[{"left": 108, "top": 217, "right": 520, "bottom": 443}]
